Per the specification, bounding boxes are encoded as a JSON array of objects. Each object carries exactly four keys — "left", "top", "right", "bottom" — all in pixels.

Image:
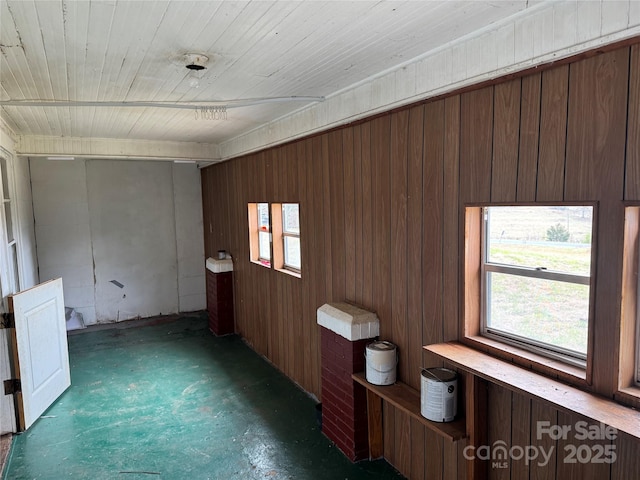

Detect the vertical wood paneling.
[
  {"left": 329, "top": 130, "right": 345, "bottom": 300},
  {"left": 443, "top": 95, "right": 460, "bottom": 343},
  {"left": 321, "top": 134, "right": 333, "bottom": 302},
  {"left": 565, "top": 48, "right": 629, "bottom": 394},
  {"left": 371, "top": 116, "right": 392, "bottom": 337},
  {"left": 391, "top": 110, "right": 409, "bottom": 383},
  {"left": 353, "top": 124, "right": 365, "bottom": 306},
  {"left": 423, "top": 100, "right": 445, "bottom": 370},
  {"left": 625, "top": 45, "right": 640, "bottom": 200},
  {"left": 310, "top": 136, "right": 325, "bottom": 396},
  {"left": 299, "top": 139, "right": 312, "bottom": 392},
  {"left": 491, "top": 79, "right": 521, "bottom": 202},
  {"left": 361, "top": 122, "right": 374, "bottom": 309},
  {"left": 487, "top": 384, "right": 512, "bottom": 480},
  {"left": 200, "top": 43, "right": 640, "bottom": 480},
  {"left": 510, "top": 393, "right": 531, "bottom": 480},
  {"left": 384, "top": 402, "right": 397, "bottom": 466},
  {"left": 343, "top": 127, "right": 356, "bottom": 303},
  {"left": 565, "top": 50, "right": 628, "bottom": 200},
  {"left": 264, "top": 152, "right": 276, "bottom": 360},
  {"left": 395, "top": 408, "right": 412, "bottom": 476},
  {"left": 442, "top": 437, "right": 459, "bottom": 480},
  {"left": 529, "top": 401, "right": 557, "bottom": 480},
  {"left": 611, "top": 433, "right": 640, "bottom": 480},
  {"left": 556, "top": 411, "right": 610, "bottom": 480},
  {"left": 289, "top": 143, "right": 303, "bottom": 381},
  {"left": 517, "top": 73, "right": 541, "bottom": 202},
  {"left": 407, "top": 105, "right": 425, "bottom": 391},
  {"left": 254, "top": 155, "right": 267, "bottom": 356},
  {"left": 459, "top": 87, "right": 493, "bottom": 203},
  {"left": 410, "top": 420, "right": 427, "bottom": 480},
  {"left": 201, "top": 168, "right": 212, "bottom": 256},
  {"left": 537, "top": 65, "right": 569, "bottom": 202},
  {"left": 424, "top": 429, "right": 443, "bottom": 480}
]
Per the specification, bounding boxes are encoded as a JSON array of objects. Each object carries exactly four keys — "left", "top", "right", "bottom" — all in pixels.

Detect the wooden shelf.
[
  {"left": 352, "top": 371, "right": 467, "bottom": 442},
  {"left": 425, "top": 342, "right": 640, "bottom": 441}
]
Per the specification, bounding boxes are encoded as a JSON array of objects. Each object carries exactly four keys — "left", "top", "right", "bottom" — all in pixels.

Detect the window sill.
[
  {"left": 616, "top": 387, "right": 640, "bottom": 410},
  {"left": 462, "top": 335, "right": 588, "bottom": 387},
  {"left": 250, "top": 259, "right": 271, "bottom": 269},
  {"left": 425, "top": 342, "right": 640, "bottom": 441},
  {"left": 275, "top": 267, "right": 301, "bottom": 279}
]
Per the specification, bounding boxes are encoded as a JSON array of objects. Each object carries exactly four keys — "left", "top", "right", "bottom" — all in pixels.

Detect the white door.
[{"left": 7, "top": 278, "right": 70, "bottom": 431}]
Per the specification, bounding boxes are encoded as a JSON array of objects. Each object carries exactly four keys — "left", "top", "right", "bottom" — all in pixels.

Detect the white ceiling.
[{"left": 0, "top": 1, "right": 531, "bottom": 148}]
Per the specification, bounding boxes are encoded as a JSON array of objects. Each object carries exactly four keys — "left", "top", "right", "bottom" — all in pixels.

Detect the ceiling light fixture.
[
  {"left": 183, "top": 53, "right": 209, "bottom": 71},
  {"left": 46, "top": 156, "right": 75, "bottom": 161}
]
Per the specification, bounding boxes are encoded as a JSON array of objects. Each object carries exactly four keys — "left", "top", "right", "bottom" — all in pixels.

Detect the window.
[
  {"left": 271, "top": 203, "right": 301, "bottom": 277},
  {"left": 248, "top": 203, "right": 271, "bottom": 267},
  {"left": 257, "top": 203, "right": 271, "bottom": 263},
  {"left": 281, "top": 204, "right": 301, "bottom": 271},
  {"left": 469, "top": 205, "right": 595, "bottom": 368},
  {"left": 618, "top": 206, "right": 640, "bottom": 401},
  {"left": 0, "top": 155, "right": 19, "bottom": 296},
  {"left": 247, "top": 202, "right": 301, "bottom": 276}
]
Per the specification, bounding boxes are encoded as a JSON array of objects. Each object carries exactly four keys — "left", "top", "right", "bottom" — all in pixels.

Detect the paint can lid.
[
  {"left": 421, "top": 367, "right": 457, "bottom": 382},
  {"left": 367, "top": 340, "right": 396, "bottom": 351}
]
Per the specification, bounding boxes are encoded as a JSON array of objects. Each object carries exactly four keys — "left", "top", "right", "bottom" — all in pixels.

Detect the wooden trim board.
[{"left": 425, "top": 342, "right": 640, "bottom": 440}]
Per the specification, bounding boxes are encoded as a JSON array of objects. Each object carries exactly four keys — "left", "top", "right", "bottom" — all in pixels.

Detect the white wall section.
[
  {"left": 30, "top": 158, "right": 205, "bottom": 325},
  {"left": 172, "top": 163, "right": 206, "bottom": 313},
  {"left": 13, "top": 157, "right": 38, "bottom": 289},
  {"left": 30, "top": 160, "right": 95, "bottom": 323},
  {"left": 87, "top": 160, "right": 179, "bottom": 322}
]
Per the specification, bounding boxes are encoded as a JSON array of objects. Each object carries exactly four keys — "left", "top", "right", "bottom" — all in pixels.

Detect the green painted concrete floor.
[{"left": 3, "top": 313, "right": 405, "bottom": 480}]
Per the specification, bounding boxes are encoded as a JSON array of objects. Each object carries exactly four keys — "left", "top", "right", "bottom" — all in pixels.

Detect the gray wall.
[{"left": 30, "top": 158, "right": 205, "bottom": 325}]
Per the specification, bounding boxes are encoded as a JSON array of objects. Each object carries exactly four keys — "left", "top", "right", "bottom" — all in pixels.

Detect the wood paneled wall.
[{"left": 202, "top": 44, "right": 640, "bottom": 480}]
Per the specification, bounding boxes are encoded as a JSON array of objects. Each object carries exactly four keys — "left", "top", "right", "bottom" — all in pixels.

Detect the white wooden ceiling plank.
[
  {"left": 106, "top": 1, "right": 175, "bottom": 101},
  {"left": 179, "top": 2, "right": 330, "bottom": 104},
  {"left": 181, "top": 1, "right": 307, "bottom": 102},
  {"left": 128, "top": 1, "right": 222, "bottom": 104},
  {"left": 33, "top": 1, "right": 70, "bottom": 136},
  {"left": 250, "top": 1, "right": 449, "bottom": 96},
  {"left": 82, "top": 0, "right": 118, "bottom": 139},
  {"left": 8, "top": 1, "right": 57, "bottom": 120},
  {"left": 1, "top": 2, "right": 49, "bottom": 106},
  {"left": 169, "top": 2, "right": 271, "bottom": 102},
  {"left": 62, "top": 0, "right": 90, "bottom": 136},
  {"left": 266, "top": 1, "right": 524, "bottom": 99},
  {"left": 94, "top": 1, "right": 165, "bottom": 137},
  {"left": 123, "top": 1, "right": 258, "bottom": 104},
  {"left": 0, "top": 54, "right": 49, "bottom": 135}
]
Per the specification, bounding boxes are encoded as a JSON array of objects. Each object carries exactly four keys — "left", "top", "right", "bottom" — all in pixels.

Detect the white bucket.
[
  {"left": 421, "top": 368, "right": 458, "bottom": 422},
  {"left": 365, "top": 341, "right": 397, "bottom": 386}
]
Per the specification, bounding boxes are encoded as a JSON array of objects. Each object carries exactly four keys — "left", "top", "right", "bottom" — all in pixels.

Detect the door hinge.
[
  {"left": 4, "top": 378, "right": 21, "bottom": 395},
  {"left": 1, "top": 312, "right": 14, "bottom": 329}
]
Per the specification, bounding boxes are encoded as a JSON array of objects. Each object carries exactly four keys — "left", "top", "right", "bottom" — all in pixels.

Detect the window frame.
[
  {"left": 271, "top": 202, "right": 301, "bottom": 278},
  {"left": 480, "top": 205, "right": 593, "bottom": 367},
  {"left": 463, "top": 203, "right": 598, "bottom": 387},
  {"left": 619, "top": 206, "right": 640, "bottom": 403},
  {"left": 281, "top": 203, "right": 301, "bottom": 273},
  {"left": 247, "top": 202, "right": 271, "bottom": 268}
]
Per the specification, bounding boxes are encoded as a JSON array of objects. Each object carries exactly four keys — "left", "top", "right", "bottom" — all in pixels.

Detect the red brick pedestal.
[
  {"left": 317, "top": 302, "right": 380, "bottom": 461},
  {"left": 206, "top": 265, "right": 234, "bottom": 336}
]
